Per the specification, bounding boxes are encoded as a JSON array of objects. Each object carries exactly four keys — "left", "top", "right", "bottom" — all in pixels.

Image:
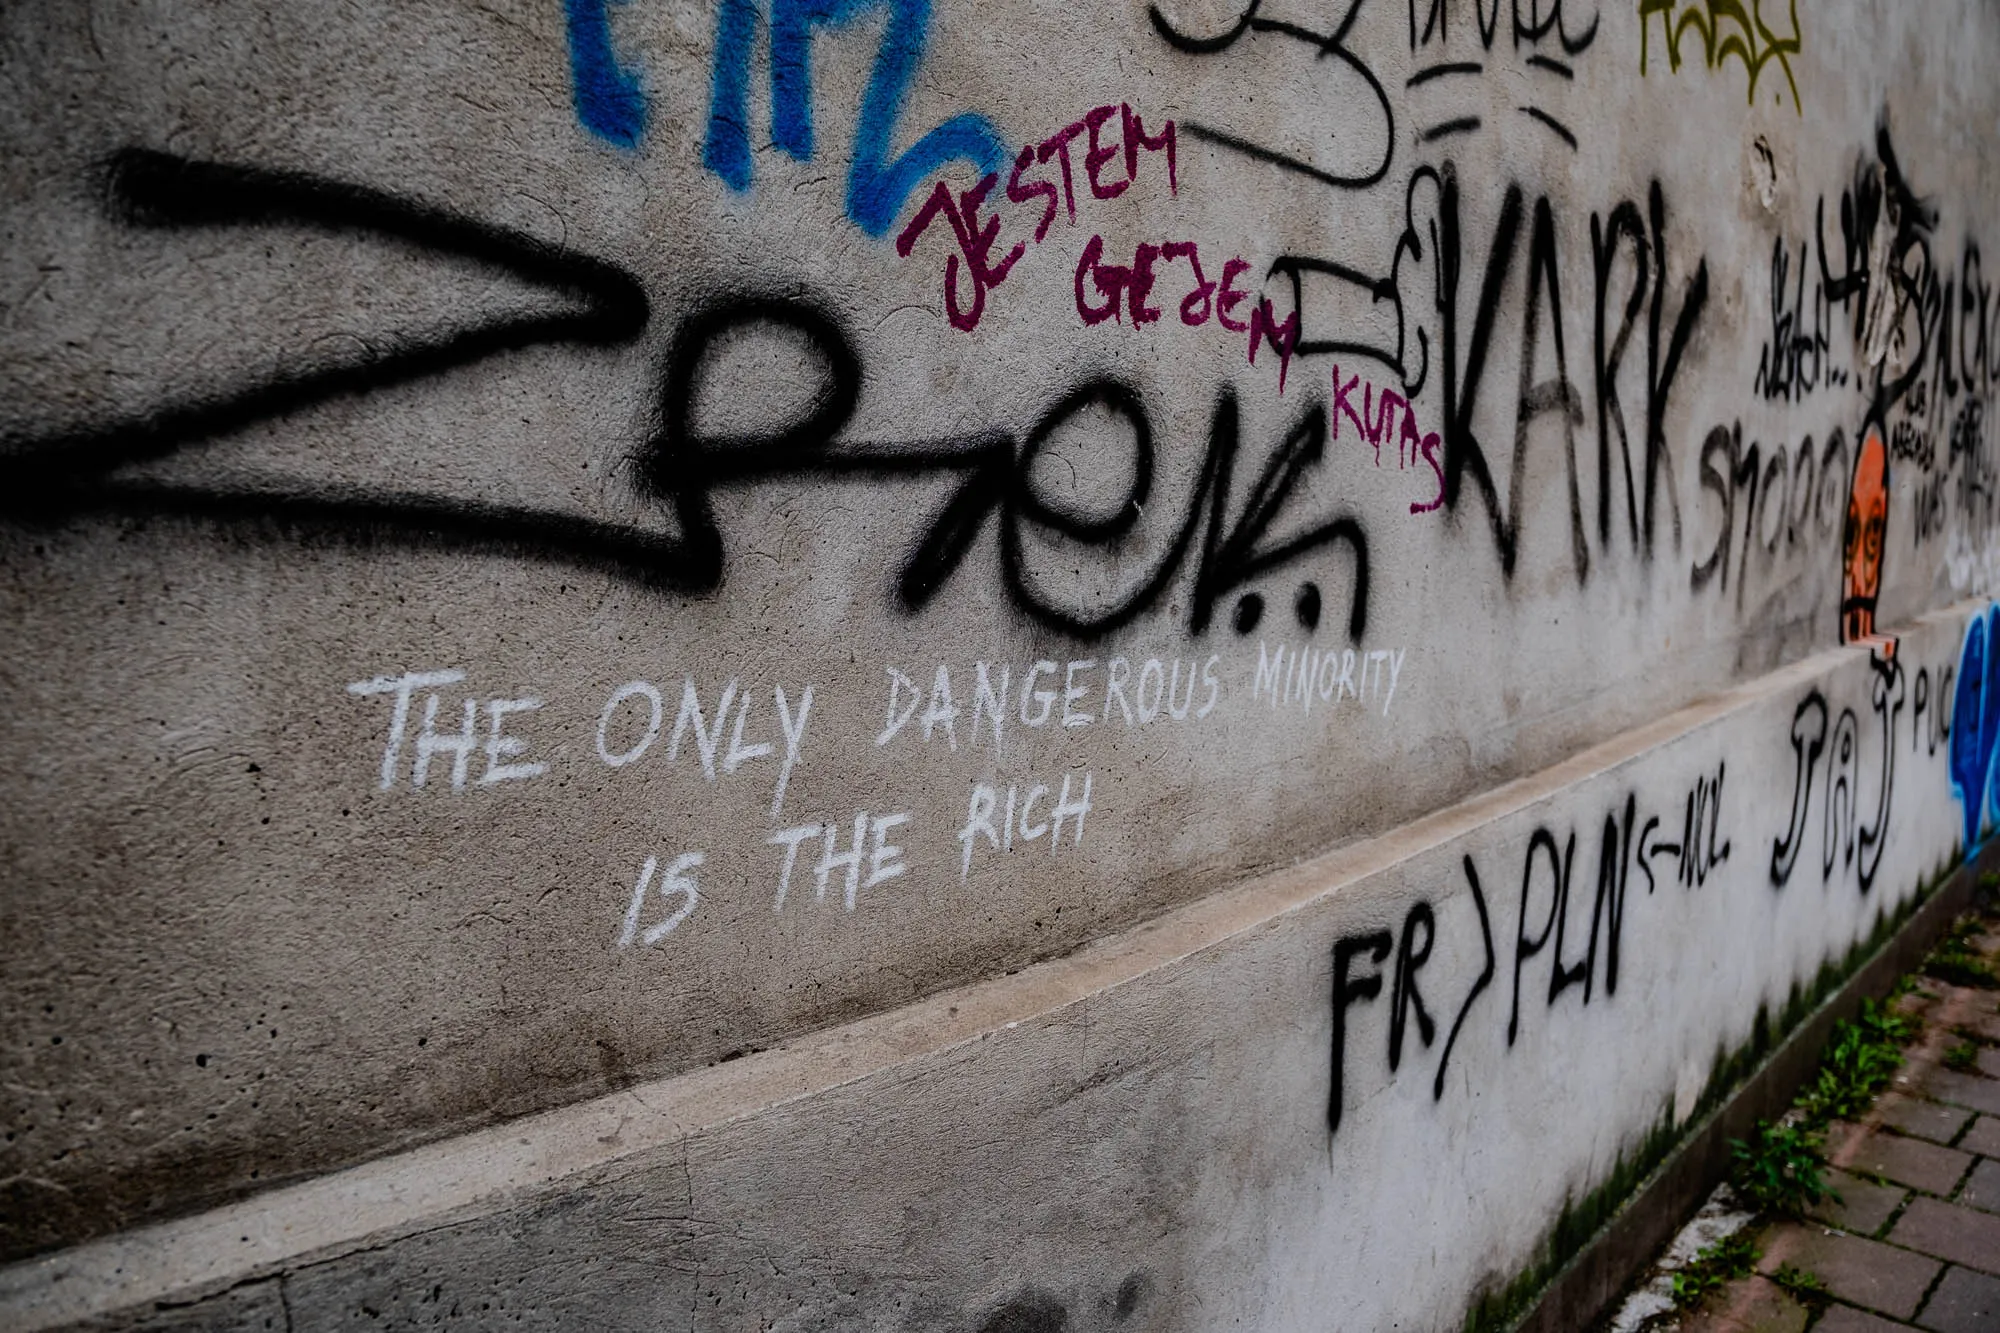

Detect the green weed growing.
[
  {"left": 1794, "top": 999, "right": 1920, "bottom": 1128},
  {"left": 1769, "top": 1262, "right": 1829, "bottom": 1303},
  {"left": 1924, "top": 914, "right": 1999, "bottom": 989},
  {"left": 1730, "top": 1120, "right": 1835, "bottom": 1215},
  {"left": 1670, "top": 1232, "right": 1760, "bottom": 1309},
  {"left": 1727, "top": 999, "right": 1916, "bottom": 1212}
]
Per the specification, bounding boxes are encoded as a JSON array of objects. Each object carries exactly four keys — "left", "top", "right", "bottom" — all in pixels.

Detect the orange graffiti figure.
[{"left": 1841, "top": 423, "right": 1894, "bottom": 657}]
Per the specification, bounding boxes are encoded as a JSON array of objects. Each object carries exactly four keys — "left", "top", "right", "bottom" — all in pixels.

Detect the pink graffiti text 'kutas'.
[{"left": 1331, "top": 365, "right": 1445, "bottom": 515}]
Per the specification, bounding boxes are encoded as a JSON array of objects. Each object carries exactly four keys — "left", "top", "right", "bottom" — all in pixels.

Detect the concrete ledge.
[
  {"left": 1513, "top": 842, "right": 2000, "bottom": 1333},
  {"left": 0, "top": 614, "right": 1979, "bottom": 1333}
]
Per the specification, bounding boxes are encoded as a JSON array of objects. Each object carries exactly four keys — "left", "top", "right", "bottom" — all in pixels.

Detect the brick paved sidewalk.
[{"left": 1615, "top": 912, "right": 2000, "bottom": 1332}]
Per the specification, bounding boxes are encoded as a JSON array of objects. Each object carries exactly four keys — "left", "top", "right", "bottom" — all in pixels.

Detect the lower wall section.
[{"left": 5, "top": 606, "right": 1984, "bottom": 1333}]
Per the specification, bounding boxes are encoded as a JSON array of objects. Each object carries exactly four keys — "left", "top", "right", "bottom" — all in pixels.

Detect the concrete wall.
[{"left": 4, "top": 1, "right": 2000, "bottom": 1327}]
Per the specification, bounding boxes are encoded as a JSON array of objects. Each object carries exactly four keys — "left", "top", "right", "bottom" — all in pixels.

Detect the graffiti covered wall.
[{"left": 4, "top": 1, "right": 2000, "bottom": 1328}]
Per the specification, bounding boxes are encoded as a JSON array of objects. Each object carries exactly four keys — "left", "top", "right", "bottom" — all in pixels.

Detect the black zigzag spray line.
[{"left": 0, "top": 149, "right": 711, "bottom": 586}]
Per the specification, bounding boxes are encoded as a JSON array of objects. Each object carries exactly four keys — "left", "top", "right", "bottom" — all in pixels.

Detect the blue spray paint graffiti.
[
  {"left": 1949, "top": 603, "right": 2000, "bottom": 856},
  {"left": 565, "top": 0, "right": 648, "bottom": 149},
  {"left": 707, "top": 0, "right": 1009, "bottom": 235},
  {"left": 563, "top": 0, "right": 1007, "bottom": 235}
]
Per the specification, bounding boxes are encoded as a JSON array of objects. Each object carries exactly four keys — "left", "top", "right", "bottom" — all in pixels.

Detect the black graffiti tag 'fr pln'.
[
  {"left": 1328, "top": 767, "right": 1734, "bottom": 1139},
  {"left": 0, "top": 148, "right": 1369, "bottom": 644}
]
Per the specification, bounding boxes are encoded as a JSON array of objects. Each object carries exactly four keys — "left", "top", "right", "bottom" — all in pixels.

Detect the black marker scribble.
[{"left": 1150, "top": 0, "right": 1395, "bottom": 191}]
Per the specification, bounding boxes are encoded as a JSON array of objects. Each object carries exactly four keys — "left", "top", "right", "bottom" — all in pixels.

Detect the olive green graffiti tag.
[{"left": 1637, "top": 0, "right": 1803, "bottom": 114}]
